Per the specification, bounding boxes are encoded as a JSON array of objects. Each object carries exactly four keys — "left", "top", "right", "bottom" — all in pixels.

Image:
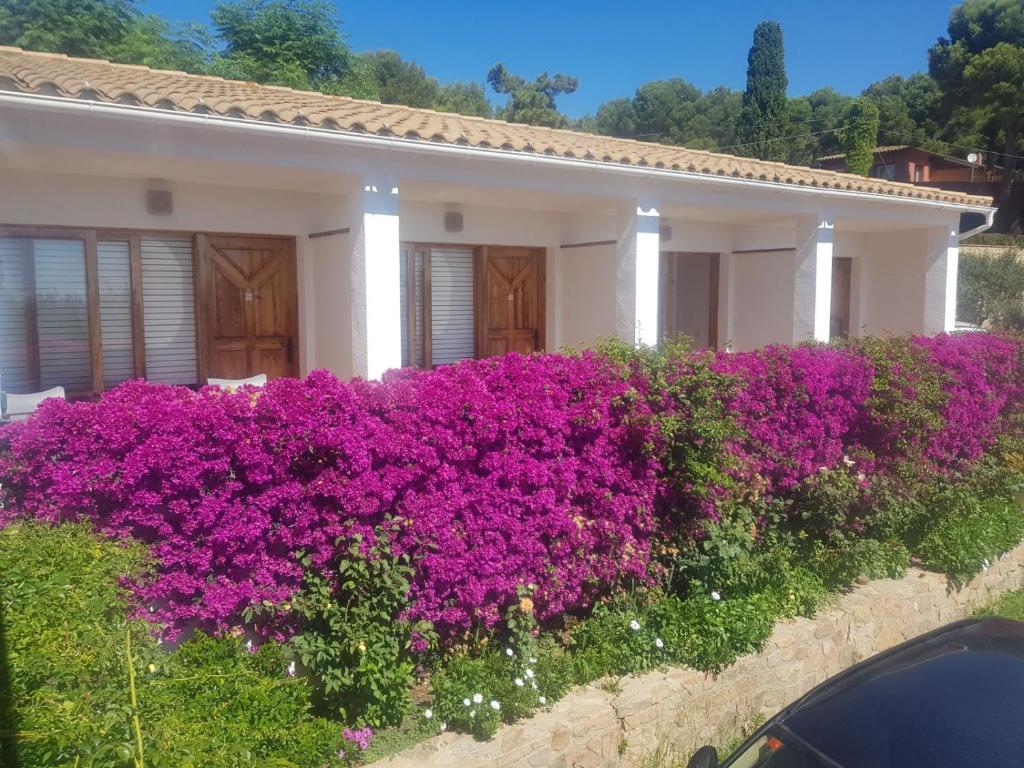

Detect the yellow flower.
[
  {"left": 357, "top": 641, "right": 367, "bottom": 654},
  {"left": 519, "top": 597, "right": 534, "bottom": 614},
  {"left": 147, "top": 663, "right": 157, "bottom": 673}
]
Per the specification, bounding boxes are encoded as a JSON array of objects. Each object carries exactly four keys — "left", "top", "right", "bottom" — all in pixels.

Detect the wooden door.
[
  {"left": 199, "top": 235, "right": 298, "bottom": 381},
  {"left": 830, "top": 256, "right": 853, "bottom": 340},
  {"left": 480, "top": 247, "right": 545, "bottom": 356}
]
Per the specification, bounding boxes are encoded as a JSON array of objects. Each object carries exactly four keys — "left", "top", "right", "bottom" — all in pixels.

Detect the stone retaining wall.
[{"left": 377, "top": 545, "right": 1024, "bottom": 768}]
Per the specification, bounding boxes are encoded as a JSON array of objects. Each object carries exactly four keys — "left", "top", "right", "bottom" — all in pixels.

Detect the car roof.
[{"left": 778, "top": 618, "right": 1024, "bottom": 768}]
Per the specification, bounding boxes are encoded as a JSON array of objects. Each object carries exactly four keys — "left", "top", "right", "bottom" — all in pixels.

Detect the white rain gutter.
[
  {"left": 957, "top": 207, "right": 997, "bottom": 242},
  {"left": 0, "top": 91, "right": 997, "bottom": 216}
]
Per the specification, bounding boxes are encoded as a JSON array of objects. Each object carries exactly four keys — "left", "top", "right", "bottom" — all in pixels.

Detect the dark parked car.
[{"left": 688, "top": 618, "right": 1024, "bottom": 768}]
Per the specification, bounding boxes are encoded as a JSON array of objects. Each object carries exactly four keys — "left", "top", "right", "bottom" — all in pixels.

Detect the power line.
[{"left": 712, "top": 126, "right": 845, "bottom": 153}]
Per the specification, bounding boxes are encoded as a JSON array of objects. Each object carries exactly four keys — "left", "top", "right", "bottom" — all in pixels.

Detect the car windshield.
[{"left": 725, "top": 729, "right": 842, "bottom": 768}]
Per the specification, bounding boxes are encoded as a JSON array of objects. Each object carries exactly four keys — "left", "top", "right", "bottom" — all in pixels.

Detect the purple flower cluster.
[
  {"left": 710, "top": 344, "right": 875, "bottom": 492},
  {"left": 0, "top": 352, "right": 661, "bottom": 641},
  {"left": 0, "top": 333, "right": 1019, "bottom": 645}
]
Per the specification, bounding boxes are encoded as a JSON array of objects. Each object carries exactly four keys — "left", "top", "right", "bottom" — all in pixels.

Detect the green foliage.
[
  {"left": 929, "top": 0, "right": 1024, "bottom": 230},
  {"left": 0, "top": 522, "right": 344, "bottom": 768},
  {"left": 736, "top": 20, "right": 789, "bottom": 161},
  {"left": 430, "top": 637, "right": 573, "bottom": 740},
  {"left": 910, "top": 459, "right": 1024, "bottom": 581},
  {"left": 595, "top": 337, "right": 740, "bottom": 527},
  {"left": 138, "top": 635, "right": 344, "bottom": 768},
  {"left": 840, "top": 98, "right": 881, "bottom": 176},
  {"left": 569, "top": 589, "right": 779, "bottom": 680},
  {"left": 362, "top": 50, "right": 440, "bottom": 108},
  {"left": 282, "top": 533, "right": 435, "bottom": 729},
  {"left": 0, "top": 0, "right": 138, "bottom": 57},
  {"left": 916, "top": 494, "right": 1024, "bottom": 582},
  {"left": 487, "top": 63, "right": 578, "bottom": 127},
  {"left": 434, "top": 81, "right": 492, "bottom": 118},
  {"left": 975, "top": 587, "right": 1024, "bottom": 621},
  {"left": 958, "top": 250, "right": 1024, "bottom": 331},
  {"left": 209, "top": 0, "right": 355, "bottom": 91}
]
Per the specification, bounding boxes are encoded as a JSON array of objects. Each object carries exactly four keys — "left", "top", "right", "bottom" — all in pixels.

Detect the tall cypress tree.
[
  {"left": 840, "top": 98, "right": 880, "bottom": 176},
  {"left": 736, "top": 21, "right": 788, "bottom": 161}
]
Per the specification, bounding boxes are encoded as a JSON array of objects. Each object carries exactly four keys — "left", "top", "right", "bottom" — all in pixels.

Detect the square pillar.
[
  {"left": 794, "top": 215, "right": 834, "bottom": 343},
  {"left": 616, "top": 199, "right": 661, "bottom": 346},
  {"left": 923, "top": 224, "right": 959, "bottom": 334},
  {"left": 352, "top": 178, "right": 402, "bottom": 379}
]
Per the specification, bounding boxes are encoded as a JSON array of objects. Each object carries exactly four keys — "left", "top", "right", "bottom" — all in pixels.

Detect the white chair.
[
  {"left": 206, "top": 374, "right": 268, "bottom": 390},
  {"left": 2, "top": 386, "right": 66, "bottom": 422}
]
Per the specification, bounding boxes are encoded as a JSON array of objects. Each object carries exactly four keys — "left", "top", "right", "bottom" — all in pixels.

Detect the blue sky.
[{"left": 144, "top": 0, "right": 958, "bottom": 117}]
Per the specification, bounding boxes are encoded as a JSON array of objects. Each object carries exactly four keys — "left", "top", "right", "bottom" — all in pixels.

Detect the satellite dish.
[{"left": 967, "top": 152, "right": 979, "bottom": 164}]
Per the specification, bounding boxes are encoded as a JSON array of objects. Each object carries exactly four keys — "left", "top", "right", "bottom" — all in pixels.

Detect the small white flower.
[
  {"left": 490, "top": 700, "right": 501, "bottom": 711},
  {"left": 505, "top": 647, "right": 514, "bottom": 657},
  {"left": 983, "top": 558, "right": 991, "bottom": 572},
  {"left": 525, "top": 668, "right": 535, "bottom": 679},
  {"left": 539, "top": 696, "right": 547, "bottom": 705},
  {"left": 515, "top": 677, "right": 524, "bottom": 687},
  {"left": 629, "top": 619, "right": 641, "bottom": 631},
  {"left": 842, "top": 455, "right": 856, "bottom": 467},
  {"left": 711, "top": 590, "right": 721, "bottom": 602},
  {"left": 424, "top": 708, "right": 433, "bottom": 719},
  {"left": 440, "top": 722, "right": 447, "bottom": 732},
  {"left": 531, "top": 680, "right": 538, "bottom": 690},
  {"left": 463, "top": 698, "right": 471, "bottom": 707},
  {"left": 469, "top": 710, "right": 476, "bottom": 718},
  {"left": 286, "top": 661, "right": 296, "bottom": 677},
  {"left": 473, "top": 693, "right": 483, "bottom": 704},
  {"left": 655, "top": 638, "right": 664, "bottom": 649},
  {"left": 528, "top": 657, "right": 537, "bottom": 664}
]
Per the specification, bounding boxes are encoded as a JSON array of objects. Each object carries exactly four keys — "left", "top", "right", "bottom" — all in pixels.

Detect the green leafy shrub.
[
  {"left": 808, "top": 538, "right": 910, "bottom": 588},
  {"left": 430, "top": 637, "right": 573, "bottom": 739},
  {"left": 958, "top": 250, "right": 1024, "bottom": 332},
  {"left": 139, "top": 635, "right": 343, "bottom": 768},
  {"left": 916, "top": 495, "right": 1024, "bottom": 582},
  {"left": 0, "top": 522, "right": 344, "bottom": 768},
  {"left": 273, "top": 532, "right": 435, "bottom": 729}
]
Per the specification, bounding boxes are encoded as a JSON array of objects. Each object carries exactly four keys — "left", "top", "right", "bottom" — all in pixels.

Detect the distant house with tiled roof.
[
  {"left": 0, "top": 47, "right": 997, "bottom": 392},
  {"left": 819, "top": 145, "right": 1002, "bottom": 200}
]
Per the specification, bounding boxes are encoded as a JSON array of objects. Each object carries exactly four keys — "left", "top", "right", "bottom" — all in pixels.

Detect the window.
[
  {"left": 399, "top": 244, "right": 477, "bottom": 368},
  {"left": 871, "top": 163, "right": 897, "bottom": 181},
  {"left": 0, "top": 229, "right": 199, "bottom": 396}
]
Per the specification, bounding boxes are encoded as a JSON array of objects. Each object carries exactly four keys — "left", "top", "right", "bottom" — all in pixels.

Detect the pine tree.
[{"left": 736, "top": 21, "right": 788, "bottom": 161}]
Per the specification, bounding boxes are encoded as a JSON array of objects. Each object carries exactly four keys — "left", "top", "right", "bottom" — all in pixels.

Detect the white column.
[
  {"left": 352, "top": 178, "right": 402, "bottom": 379},
  {"left": 923, "top": 224, "right": 959, "bottom": 334},
  {"left": 615, "top": 199, "right": 661, "bottom": 346},
  {"left": 794, "top": 215, "right": 834, "bottom": 343}
]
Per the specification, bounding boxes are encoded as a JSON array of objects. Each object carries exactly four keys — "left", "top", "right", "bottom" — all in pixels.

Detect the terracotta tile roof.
[
  {"left": 0, "top": 47, "right": 992, "bottom": 208},
  {"left": 819, "top": 145, "right": 912, "bottom": 162}
]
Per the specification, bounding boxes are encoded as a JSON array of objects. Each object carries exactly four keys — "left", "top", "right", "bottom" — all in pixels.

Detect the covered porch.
[{"left": 0, "top": 91, "right": 969, "bottom": 393}]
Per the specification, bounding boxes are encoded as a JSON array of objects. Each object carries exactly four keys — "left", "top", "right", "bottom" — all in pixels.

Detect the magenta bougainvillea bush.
[
  {"left": 0, "top": 352, "right": 662, "bottom": 640},
  {"left": 0, "top": 333, "right": 1020, "bottom": 643}
]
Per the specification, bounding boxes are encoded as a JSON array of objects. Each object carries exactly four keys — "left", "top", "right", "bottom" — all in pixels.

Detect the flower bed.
[{"left": 1, "top": 333, "right": 1022, "bottom": 766}]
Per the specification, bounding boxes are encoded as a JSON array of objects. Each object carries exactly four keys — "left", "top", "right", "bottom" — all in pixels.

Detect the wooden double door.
[
  {"left": 479, "top": 246, "right": 546, "bottom": 357},
  {"left": 198, "top": 234, "right": 299, "bottom": 381}
]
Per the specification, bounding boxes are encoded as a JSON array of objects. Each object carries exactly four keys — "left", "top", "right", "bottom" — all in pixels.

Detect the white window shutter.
[
  {"left": 97, "top": 241, "right": 135, "bottom": 387},
  {"left": 430, "top": 247, "right": 475, "bottom": 365},
  {"left": 141, "top": 237, "right": 197, "bottom": 385},
  {"left": 0, "top": 238, "right": 31, "bottom": 393},
  {"left": 33, "top": 239, "right": 91, "bottom": 391}
]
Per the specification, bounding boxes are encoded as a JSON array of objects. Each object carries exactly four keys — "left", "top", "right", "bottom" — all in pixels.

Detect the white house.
[{"left": 0, "top": 47, "right": 995, "bottom": 395}]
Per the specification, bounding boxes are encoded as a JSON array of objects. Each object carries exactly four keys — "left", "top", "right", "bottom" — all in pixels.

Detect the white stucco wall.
[
  {"left": 729, "top": 250, "right": 798, "bottom": 351},
  {"left": 557, "top": 243, "right": 618, "bottom": 350},
  {"left": 857, "top": 230, "right": 928, "bottom": 337}
]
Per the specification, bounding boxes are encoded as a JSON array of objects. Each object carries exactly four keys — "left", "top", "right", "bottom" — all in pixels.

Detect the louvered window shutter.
[
  {"left": 97, "top": 240, "right": 134, "bottom": 387},
  {"left": 0, "top": 238, "right": 32, "bottom": 393},
  {"left": 141, "top": 237, "right": 197, "bottom": 385},
  {"left": 429, "top": 247, "right": 475, "bottom": 365},
  {"left": 33, "top": 239, "right": 91, "bottom": 391}
]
